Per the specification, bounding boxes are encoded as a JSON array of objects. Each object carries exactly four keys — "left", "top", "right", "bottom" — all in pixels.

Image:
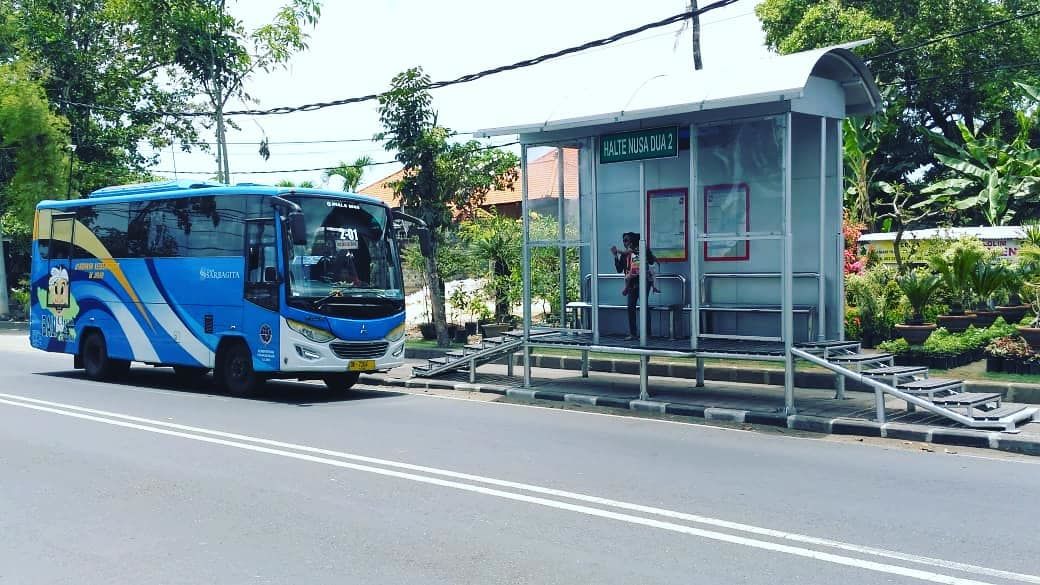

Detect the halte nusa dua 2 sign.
[{"left": 599, "top": 127, "right": 678, "bottom": 164}]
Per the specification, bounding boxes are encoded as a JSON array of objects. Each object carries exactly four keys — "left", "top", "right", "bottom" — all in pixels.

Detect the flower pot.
[
  {"left": 419, "top": 323, "right": 437, "bottom": 340},
  {"left": 936, "top": 313, "right": 975, "bottom": 333},
  {"left": 986, "top": 356, "right": 1004, "bottom": 372},
  {"left": 1016, "top": 326, "right": 1040, "bottom": 352},
  {"left": 996, "top": 305, "right": 1030, "bottom": 324},
  {"left": 972, "top": 310, "right": 998, "bottom": 328},
  {"left": 464, "top": 321, "right": 478, "bottom": 336},
  {"left": 894, "top": 323, "right": 936, "bottom": 345},
  {"left": 480, "top": 323, "right": 511, "bottom": 339}
]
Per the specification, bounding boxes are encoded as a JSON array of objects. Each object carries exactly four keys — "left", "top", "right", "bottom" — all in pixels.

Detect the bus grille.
[{"left": 329, "top": 341, "right": 388, "bottom": 359}]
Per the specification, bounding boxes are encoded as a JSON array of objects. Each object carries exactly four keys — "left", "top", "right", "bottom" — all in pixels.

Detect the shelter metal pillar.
[
  {"left": 783, "top": 112, "right": 795, "bottom": 414},
  {"left": 818, "top": 117, "right": 827, "bottom": 341},
  {"left": 689, "top": 123, "right": 703, "bottom": 385},
  {"left": 557, "top": 147, "right": 567, "bottom": 333},
  {"left": 521, "top": 145, "right": 532, "bottom": 387},
  {"left": 590, "top": 138, "right": 601, "bottom": 345},
  {"left": 638, "top": 160, "right": 649, "bottom": 401}
]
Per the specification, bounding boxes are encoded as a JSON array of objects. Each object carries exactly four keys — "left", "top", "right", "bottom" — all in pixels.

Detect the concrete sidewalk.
[{"left": 363, "top": 359, "right": 1040, "bottom": 457}]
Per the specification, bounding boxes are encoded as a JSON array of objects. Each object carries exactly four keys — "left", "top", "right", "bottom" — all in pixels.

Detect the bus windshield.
[{"left": 285, "top": 197, "right": 403, "bottom": 308}]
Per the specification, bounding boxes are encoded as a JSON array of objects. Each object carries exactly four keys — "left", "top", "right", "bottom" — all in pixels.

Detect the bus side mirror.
[
  {"left": 289, "top": 211, "right": 307, "bottom": 246},
  {"left": 416, "top": 227, "right": 433, "bottom": 258}
]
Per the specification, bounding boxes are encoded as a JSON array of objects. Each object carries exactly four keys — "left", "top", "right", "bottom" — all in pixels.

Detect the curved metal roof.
[{"left": 476, "top": 41, "right": 882, "bottom": 138}]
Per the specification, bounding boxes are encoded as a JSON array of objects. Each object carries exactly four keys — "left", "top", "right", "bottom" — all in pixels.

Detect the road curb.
[{"left": 361, "top": 373, "right": 1040, "bottom": 457}]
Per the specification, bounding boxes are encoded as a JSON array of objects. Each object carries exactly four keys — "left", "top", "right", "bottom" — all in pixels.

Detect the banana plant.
[{"left": 918, "top": 112, "right": 1040, "bottom": 226}]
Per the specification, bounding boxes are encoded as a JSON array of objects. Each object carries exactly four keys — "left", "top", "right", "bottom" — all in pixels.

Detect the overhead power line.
[
  {"left": 151, "top": 141, "right": 520, "bottom": 176},
  {"left": 868, "top": 8, "right": 1040, "bottom": 62},
  {"left": 59, "top": 0, "right": 740, "bottom": 119}
]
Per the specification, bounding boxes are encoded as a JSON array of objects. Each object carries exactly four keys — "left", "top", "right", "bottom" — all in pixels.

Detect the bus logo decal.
[
  {"left": 259, "top": 323, "right": 273, "bottom": 345},
  {"left": 200, "top": 268, "right": 242, "bottom": 280}
]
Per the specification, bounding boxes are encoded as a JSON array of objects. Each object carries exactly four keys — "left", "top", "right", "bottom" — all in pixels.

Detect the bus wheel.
[
  {"left": 220, "top": 343, "right": 262, "bottom": 396},
  {"left": 323, "top": 372, "right": 361, "bottom": 394},
  {"left": 81, "top": 332, "right": 130, "bottom": 381},
  {"left": 173, "top": 366, "right": 210, "bottom": 385}
]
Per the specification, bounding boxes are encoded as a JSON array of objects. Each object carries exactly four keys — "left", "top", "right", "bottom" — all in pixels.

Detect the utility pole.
[
  {"left": 0, "top": 217, "right": 9, "bottom": 319},
  {"left": 691, "top": 1, "right": 703, "bottom": 70}
]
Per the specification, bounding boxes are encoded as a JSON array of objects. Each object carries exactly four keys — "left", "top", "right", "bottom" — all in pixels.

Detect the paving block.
[
  {"left": 630, "top": 400, "right": 667, "bottom": 414},
  {"left": 830, "top": 418, "right": 883, "bottom": 438},
  {"left": 595, "top": 395, "right": 635, "bottom": 409},
  {"left": 563, "top": 393, "right": 597, "bottom": 406},
  {"left": 745, "top": 411, "right": 787, "bottom": 426},
  {"left": 505, "top": 388, "right": 538, "bottom": 401},
  {"left": 881, "top": 423, "right": 931, "bottom": 442},
  {"left": 995, "top": 434, "right": 1040, "bottom": 457},
  {"left": 930, "top": 428, "right": 995, "bottom": 449},
  {"left": 664, "top": 403, "right": 706, "bottom": 418},
  {"left": 704, "top": 407, "right": 747, "bottom": 423},
  {"left": 787, "top": 415, "right": 833, "bottom": 434}
]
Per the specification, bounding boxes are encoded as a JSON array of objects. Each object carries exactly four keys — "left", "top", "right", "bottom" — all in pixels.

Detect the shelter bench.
[
  {"left": 696, "top": 272, "right": 821, "bottom": 342},
  {"left": 565, "top": 302, "right": 684, "bottom": 339},
  {"left": 566, "top": 273, "right": 689, "bottom": 339}
]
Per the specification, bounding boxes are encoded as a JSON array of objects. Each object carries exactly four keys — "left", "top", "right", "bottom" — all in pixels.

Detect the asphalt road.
[{"left": 2, "top": 332, "right": 1038, "bottom": 585}]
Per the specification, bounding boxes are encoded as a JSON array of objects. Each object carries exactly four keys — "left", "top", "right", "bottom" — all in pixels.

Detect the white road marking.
[{"left": 1, "top": 392, "right": 1037, "bottom": 585}]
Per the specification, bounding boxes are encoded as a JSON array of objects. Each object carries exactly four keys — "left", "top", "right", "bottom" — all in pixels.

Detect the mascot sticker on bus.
[{"left": 37, "top": 266, "right": 79, "bottom": 342}]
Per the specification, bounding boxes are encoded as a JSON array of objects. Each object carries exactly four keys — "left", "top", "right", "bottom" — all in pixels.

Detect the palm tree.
[{"left": 325, "top": 156, "right": 373, "bottom": 192}]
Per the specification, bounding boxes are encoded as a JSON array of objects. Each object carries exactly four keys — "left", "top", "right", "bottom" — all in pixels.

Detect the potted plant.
[
  {"left": 419, "top": 322, "right": 437, "bottom": 340},
  {"left": 893, "top": 270, "right": 941, "bottom": 344},
  {"left": 996, "top": 263, "right": 1030, "bottom": 323},
  {"left": 1017, "top": 281, "right": 1040, "bottom": 351},
  {"left": 969, "top": 261, "right": 1007, "bottom": 327},
  {"left": 928, "top": 244, "right": 982, "bottom": 333}
]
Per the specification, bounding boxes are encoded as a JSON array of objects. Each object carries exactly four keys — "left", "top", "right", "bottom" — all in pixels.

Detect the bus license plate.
[{"left": 348, "top": 360, "right": 375, "bottom": 371}]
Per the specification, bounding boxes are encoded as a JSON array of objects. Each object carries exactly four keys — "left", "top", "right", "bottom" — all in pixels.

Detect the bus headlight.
[
  {"left": 286, "top": 319, "right": 335, "bottom": 343},
  {"left": 385, "top": 322, "right": 406, "bottom": 342}
]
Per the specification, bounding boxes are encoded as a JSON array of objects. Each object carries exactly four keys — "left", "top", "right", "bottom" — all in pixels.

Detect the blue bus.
[{"left": 29, "top": 180, "right": 430, "bottom": 395}]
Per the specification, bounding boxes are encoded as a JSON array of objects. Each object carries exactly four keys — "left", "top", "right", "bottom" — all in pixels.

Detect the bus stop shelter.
[{"left": 474, "top": 41, "right": 882, "bottom": 414}]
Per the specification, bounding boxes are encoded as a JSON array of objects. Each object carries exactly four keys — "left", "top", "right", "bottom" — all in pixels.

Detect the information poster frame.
[
  {"left": 646, "top": 187, "right": 688, "bottom": 263},
  {"left": 703, "top": 182, "right": 750, "bottom": 262}
]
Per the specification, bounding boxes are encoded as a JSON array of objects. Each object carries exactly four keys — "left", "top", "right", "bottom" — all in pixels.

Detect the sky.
[{"left": 150, "top": 0, "right": 772, "bottom": 189}]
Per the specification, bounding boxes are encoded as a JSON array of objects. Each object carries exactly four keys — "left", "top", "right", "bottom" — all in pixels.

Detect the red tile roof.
[{"left": 359, "top": 148, "right": 578, "bottom": 208}]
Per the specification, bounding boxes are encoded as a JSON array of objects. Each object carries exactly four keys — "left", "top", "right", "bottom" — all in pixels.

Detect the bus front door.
[{"left": 242, "top": 218, "right": 281, "bottom": 372}]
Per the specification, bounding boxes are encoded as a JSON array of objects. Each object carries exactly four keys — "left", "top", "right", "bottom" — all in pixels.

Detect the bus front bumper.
[{"left": 279, "top": 318, "right": 406, "bottom": 374}]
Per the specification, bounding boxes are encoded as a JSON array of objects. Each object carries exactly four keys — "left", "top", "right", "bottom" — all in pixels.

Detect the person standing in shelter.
[{"left": 611, "top": 232, "right": 658, "bottom": 341}]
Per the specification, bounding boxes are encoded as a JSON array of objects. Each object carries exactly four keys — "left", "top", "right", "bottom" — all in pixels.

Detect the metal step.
[
  {"left": 829, "top": 352, "right": 893, "bottom": 364},
  {"left": 932, "top": 392, "right": 1002, "bottom": 408},
  {"left": 426, "top": 357, "right": 452, "bottom": 366},
  {"left": 863, "top": 365, "right": 928, "bottom": 377},
  {"left": 972, "top": 405, "right": 1028, "bottom": 421},
  {"left": 464, "top": 343, "right": 486, "bottom": 351},
  {"left": 897, "top": 378, "right": 963, "bottom": 394}
]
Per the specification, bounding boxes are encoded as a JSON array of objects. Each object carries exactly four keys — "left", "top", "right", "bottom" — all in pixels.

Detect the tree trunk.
[
  {"left": 494, "top": 258, "right": 509, "bottom": 322},
  {"left": 892, "top": 222, "right": 905, "bottom": 274},
  {"left": 424, "top": 252, "right": 450, "bottom": 347}
]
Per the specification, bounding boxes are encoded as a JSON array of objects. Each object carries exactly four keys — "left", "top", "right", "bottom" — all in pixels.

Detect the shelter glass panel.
[{"left": 695, "top": 116, "right": 785, "bottom": 262}]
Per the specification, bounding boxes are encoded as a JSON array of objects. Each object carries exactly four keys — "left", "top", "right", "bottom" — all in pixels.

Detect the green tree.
[
  {"left": 136, "top": 0, "right": 321, "bottom": 182},
  {"left": 7, "top": 0, "right": 204, "bottom": 195},
  {"left": 0, "top": 60, "right": 70, "bottom": 222},
  {"left": 757, "top": 0, "right": 1040, "bottom": 172},
  {"left": 459, "top": 209, "right": 521, "bottom": 322},
  {"left": 378, "top": 67, "right": 518, "bottom": 346},
  {"left": 325, "top": 156, "right": 373, "bottom": 191},
  {"left": 274, "top": 179, "right": 315, "bottom": 188}
]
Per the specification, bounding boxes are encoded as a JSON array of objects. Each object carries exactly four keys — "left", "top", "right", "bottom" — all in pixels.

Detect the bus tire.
[
  {"left": 323, "top": 372, "right": 360, "bottom": 394},
  {"left": 81, "top": 331, "right": 130, "bottom": 381},
  {"left": 219, "top": 342, "right": 262, "bottom": 396},
  {"left": 173, "top": 365, "right": 210, "bottom": 385}
]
